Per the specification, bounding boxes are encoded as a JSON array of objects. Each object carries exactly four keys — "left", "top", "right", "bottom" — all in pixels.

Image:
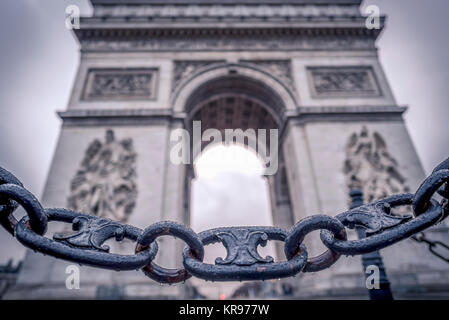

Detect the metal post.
[{"left": 349, "top": 189, "right": 394, "bottom": 300}]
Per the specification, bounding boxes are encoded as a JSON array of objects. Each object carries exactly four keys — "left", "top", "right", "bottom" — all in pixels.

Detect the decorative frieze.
[
  {"left": 68, "top": 130, "right": 138, "bottom": 222},
  {"left": 91, "top": 4, "right": 361, "bottom": 19},
  {"left": 240, "top": 60, "right": 296, "bottom": 93},
  {"left": 79, "top": 33, "right": 376, "bottom": 52},
  {"left": 172, "top": 60, "right": 296, "bottom": 96},
  {"left": 308, "top": 67, "right": 381, "bottom": 98},
  {"left": 82, "top": 68, "right": 158, "bottom": 100}
]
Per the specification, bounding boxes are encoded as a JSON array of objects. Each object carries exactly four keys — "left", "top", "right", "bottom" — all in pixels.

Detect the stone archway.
[
  {"left": 183, "top": 73, "right": 284, "bottom": 162},
  {"left": 178, "top": 71, "right": 296, "bottom": 261},
  {"left": 172, "top": 63, "right": 298, "bottom": 114}
]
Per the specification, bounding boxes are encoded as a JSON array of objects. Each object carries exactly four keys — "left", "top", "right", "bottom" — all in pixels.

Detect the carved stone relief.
[
  {"left": 172, "top": 60, "right": 224, "bottom": 93},
  {"left": 308, "top": 67, "right": 381, "bottom": 98},
  {"left": 82, "top": 68, "right": 158, "bottom": 100},
  {"left": 343, "top": 126, "right": 410, "bottom": 205},
  {"left": 80, "top": 35, "right": 375, "bottom": 52},
  {"left": 93, "top": 4, "right": 359, "bottom": 19},
  {"left": 240, "top": 60, "right": 296, "bottom": 94},
  {"left": 68, "top": 130, "right": 137, "bottom": 222}
]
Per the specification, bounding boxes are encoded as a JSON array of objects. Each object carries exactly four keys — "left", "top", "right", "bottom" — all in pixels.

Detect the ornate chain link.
[{"left": 0, "top": 157, "right": 448, "bottom": 284}]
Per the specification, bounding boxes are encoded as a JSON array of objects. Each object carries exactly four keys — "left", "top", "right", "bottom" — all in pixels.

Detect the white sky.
[
  {"left": 194, "top": 144, "right": 265, "bottom": 179},
  {"left": 191, "top": 145, "right": 272, "bottom": 233},
  {"left": 191, "top": 145, "right": 275, "bottom": 298}
]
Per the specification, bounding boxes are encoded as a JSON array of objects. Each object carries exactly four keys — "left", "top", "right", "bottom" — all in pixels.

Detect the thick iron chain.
[{"left": 0, "top": 157, "right": 448, "bottom": 284}]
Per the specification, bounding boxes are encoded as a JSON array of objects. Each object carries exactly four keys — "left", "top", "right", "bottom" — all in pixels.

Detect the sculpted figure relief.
[
  {"left": 344, "top": 126, "right": 410, "bottom": 204},
  {"left": 309, "top": 67, "right": 380, "bottom": 97},
  {"left": 68, "top": 130, "right": 137, "bottom": 222},
  {"left": 172, "top": 60, "right": 224, "bottom": 93}
]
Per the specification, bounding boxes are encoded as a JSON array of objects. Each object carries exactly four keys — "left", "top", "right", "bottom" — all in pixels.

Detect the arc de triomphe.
[{"left": 6, "top": 0, "right": 449, "bottom": 299}]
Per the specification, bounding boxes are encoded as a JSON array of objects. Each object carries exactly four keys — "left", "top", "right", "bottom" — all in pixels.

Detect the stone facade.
[
  {"left": 5, "top": 0, "right": 449, "bottom": 299},
  {"left": 0, "top": 260, "right": 21, "bottom": 299}
]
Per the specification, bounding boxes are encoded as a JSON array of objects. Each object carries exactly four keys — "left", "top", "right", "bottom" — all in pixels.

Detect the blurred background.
[{"left": 0, "top": 0, "right": 448, "bottom": 277}]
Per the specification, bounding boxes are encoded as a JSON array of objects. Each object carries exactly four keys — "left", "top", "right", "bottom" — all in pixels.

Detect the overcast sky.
[{"left": 0, "top": 0, "right": 448, "bottom": 264}]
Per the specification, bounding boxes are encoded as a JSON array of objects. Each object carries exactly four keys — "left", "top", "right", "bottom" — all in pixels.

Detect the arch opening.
[
  {"left": 184, "top": 75, "right": 282, "bottom": 170},
  {"left": 180, "top": 73, "right": 293, "bottom": 298},
  {"left": 184, "top": 75, "right": 285, "bottom": 123},
  {"left": 190, "top": 144, "right": 276, "bottom": 299},
  {"left": 191, "top": 144, "right": 273, "bottom": 230}
]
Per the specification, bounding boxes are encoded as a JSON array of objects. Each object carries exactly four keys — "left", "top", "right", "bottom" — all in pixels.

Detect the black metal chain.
[{"left": 0, "top": 157, "right": 448, "bottom": 284}]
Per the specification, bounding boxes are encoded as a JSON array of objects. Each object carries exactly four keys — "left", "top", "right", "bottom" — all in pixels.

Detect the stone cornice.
[
  {"left": 58, "top": 109, "right": 175, "bottom": 126},
  {"left": 285, "top": 105, "right": 407, "bottom": 123},
  {"left": 59, "top": 106, "right": 407, "bottom": 133},
  {"left": 58, "top": 105, "right": 406, "bottom": 126},
  {"left": 74, "top": 22, "right": 383, "bottom": 52},
  {"left": 74, "top": 6, "right": 385, "bottom": 51},
  {"left": 90, "top": 3, "right": 364, "bottom": 20},
  {"left": 77, "top": 16, "right": 381, "bottom": 32},
  {"left": 91, "top": 0, "right": 362, "bottom": 5},
  {"left": 59, "top": 108, "right": 175, "bottom": 119},
  {"left": 297, "top": 105, "right": 407, "bottom": 114},
  {"left": 75, "top": 1, "right": 384, "bottom": 51}
]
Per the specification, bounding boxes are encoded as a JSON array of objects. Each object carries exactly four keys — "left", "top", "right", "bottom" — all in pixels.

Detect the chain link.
[
  {"left": 284, "top": 215, "right": 347, "bottom": 272},
  {"left": 0, "top": 168, "right": 24, "bottom": 235},
  {"left": 411, "top": 232, "right": 449, "bottom": 263},
  {"left": 0, "top": 157, "right": 448, "bottom": 284},
  {"left": 136, "top": 221, "right": 204, "bottom": 283}
]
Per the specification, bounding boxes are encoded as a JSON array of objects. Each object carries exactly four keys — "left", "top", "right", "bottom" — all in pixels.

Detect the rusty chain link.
[{"left": 0, "top": 157, "right": 448, "bottom": 284}]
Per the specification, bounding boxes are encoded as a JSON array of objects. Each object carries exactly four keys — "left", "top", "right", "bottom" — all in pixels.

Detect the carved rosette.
[
  {"left": 343, "top": 127, "right": 410, "bottom": 206},
  {"left": 68, "top": 130, "right": 137, "bottom": 222}
]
